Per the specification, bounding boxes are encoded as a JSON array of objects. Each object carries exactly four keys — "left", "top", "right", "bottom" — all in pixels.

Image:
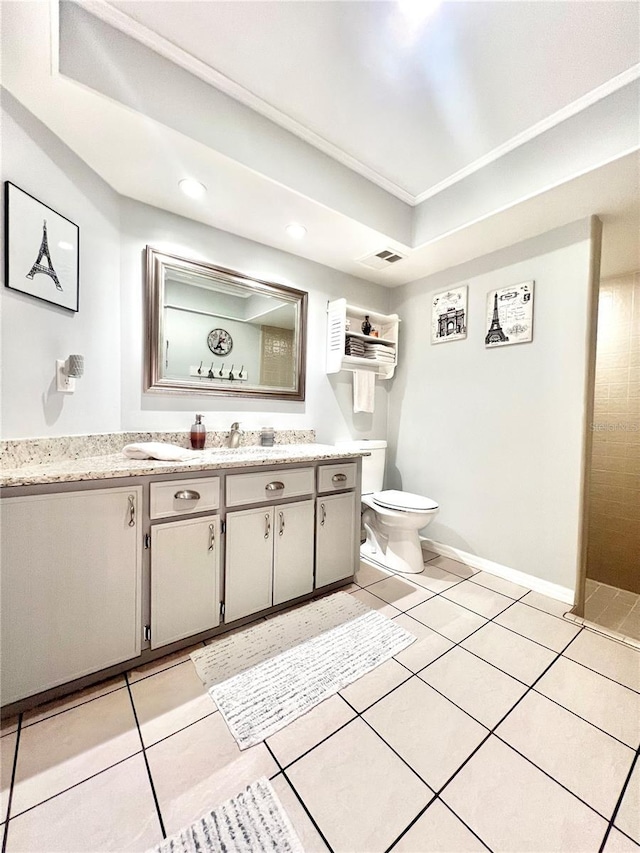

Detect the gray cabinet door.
[
  {"left": 225, "top": 506, "right": 274, "bottom": 622},
  {"left": 273, "top": 500, "right": 314, "bottom": 605},
  {"left": 151, "top": 515, "right": 220, "bottom": 649},
  {"left": 315, "top": 492, "right": 357, "bottom": 587},
  {"left": 1, "top": 487, "right": 142, "bottom": 705}
]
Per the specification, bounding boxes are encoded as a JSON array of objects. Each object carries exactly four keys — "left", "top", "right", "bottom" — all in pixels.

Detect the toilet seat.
[{"left": 372, "top": 490, "right": 439, "bottom": 512}]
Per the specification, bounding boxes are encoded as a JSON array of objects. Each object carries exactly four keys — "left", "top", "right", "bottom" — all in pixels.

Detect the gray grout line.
[
  {"left": 263, "top": 740, "right": 335, "bottom": 853},
  {"left": 1, "top": 750, "right": 144, "bottom": 824},
  {"left": 381, "top": 628, "right": 587, "bottom": 852},
  {"left": 1, "top": 713, "right": 22, "bottom": 853},
  {"left": 598, "top": 746, "right": 640, "bottom": 853},
  {"left": 339, "top": 692, "right": 439, "bottom": 795},
  {"left": 124, "top": 674, "right": 166, "bottom": 841}
]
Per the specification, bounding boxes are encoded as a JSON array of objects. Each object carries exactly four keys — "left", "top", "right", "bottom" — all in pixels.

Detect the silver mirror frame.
[{"left": 145, "top": 246, "right": 307, "bottom": 401}]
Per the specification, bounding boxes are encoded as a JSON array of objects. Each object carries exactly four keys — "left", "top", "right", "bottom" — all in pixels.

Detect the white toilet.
[{"left": 340, "top": 440, "right": 439, "bottom": 574}]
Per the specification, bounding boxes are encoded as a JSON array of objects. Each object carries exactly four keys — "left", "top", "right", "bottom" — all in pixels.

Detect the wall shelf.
[{"left": 326, "top": 299, "right": 400, "bottom": 379}]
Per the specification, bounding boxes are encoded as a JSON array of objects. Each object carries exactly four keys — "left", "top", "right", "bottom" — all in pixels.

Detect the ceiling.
[
  {"left": 2, "top": 0, "right": 639, "bottom": 286},
  {"left": 106, "top": 0, "right": 640, "bottom": 201}
]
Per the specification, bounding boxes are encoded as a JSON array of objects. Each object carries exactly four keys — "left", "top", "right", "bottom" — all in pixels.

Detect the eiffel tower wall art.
[
  {"left": 4, "top": 182, "right": 79, "bottom": 312},
  {"left": 485, "top": 281, "right": 534, "bottom": 348}
]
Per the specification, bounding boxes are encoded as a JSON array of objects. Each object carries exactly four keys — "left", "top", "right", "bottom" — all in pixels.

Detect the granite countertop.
[{"left": 0, "top": 444, "right": 368, "bottom": 488}]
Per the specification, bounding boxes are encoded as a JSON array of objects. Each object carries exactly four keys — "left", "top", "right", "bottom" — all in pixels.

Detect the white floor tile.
[
  {"left": 420, "top": 647, "right": 527, "bottom": 728},
  {"left": 147, "top": 712, "right": 277, "bottom": 837},
  {"left": 442, "top": 736, "right": 608, "bottom": 852},
  {"left": 363, "top": 677, "right": 487, "bottom": 791},
  {"left": 340, "top": 658, "right": 411, "bottom": 712},
  {"left": 1, "top": 732, "right": 17, "bottom": 824},
  {"left": 564, "top": 629, "right": 640, "bottom": 692},
  {"left": 355, "top": 561, "right": 391, "bottom": 587},
  {"left": 22, "top": 677, "right": 127, "bottom": 728},
  {"left": 128, "top": 643, "right": 205, "bottom": 684},
  {"left": 410, "top": 563, "right": 466, "bottom": 593},
  {"left": 129, "top": 660, "right": 216, "bottom": 747},
  {"left": 469, "top": 571, "right": 530, "bottom": 600},
  {"left": 392, "top": 614, "right": 455, "bottom": 672},
  {"left": 494, "top": 602, "right": 580, "bottom": 651},
  {"left": 461, "top": 621, "right": 556, "bottom": 685},
  {"left": 429, "top": 556, "right": 478, "bottom": 580},
  {"left": 604, "top": 828, "right": 640, "bottom": 852},
  {"left": 390, "top": 799, "right": 487, "bottom": 852},
  {"left": 497, "top": 690, "right": 635, "bottom": 817},
  {"left": 521, "top": 590, "right": 572, "bottom": 619},
  {"left": 615, "top": 760, "right": 640, "bottom": 843},
  {"left": 535, "top": 657, "right": 640, "bottom": 748},
  {"left": 270, "top": 774, "right": 330, "bottom": 853},
  {"left": 287, "top": 718, "right": 432, "bottom": 853},
  {"left": 11, "top": 689, "right": 140, "bottom": 816},
  {"left": 409, "top": 597, "right": 487, "bottom": 643},
  {"left": 5, "top": 754, "right": 160, "bottom": 853},
  {"left": 442, "top": 582, "right": 514, "bottom": 619},
  {"left": 367, "top": 575, "right": 434, "bottom": 611},
  {"left": 350, "top": 587, "right": 401, "bottom": 618},
  {"left": 267, "top": 695, "right": 355, "bottom": 767}
]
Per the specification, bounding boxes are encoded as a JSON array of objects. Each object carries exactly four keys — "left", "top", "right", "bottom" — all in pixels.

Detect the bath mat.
[
  {"left": 199, "top": 598, "right": 416, "bottom": 749},
  {"left": 191, "top": 591, "right": 373, "bottom": 689},
  {"left": 149, "top": 777, "right": 303, "bottom": 853}
]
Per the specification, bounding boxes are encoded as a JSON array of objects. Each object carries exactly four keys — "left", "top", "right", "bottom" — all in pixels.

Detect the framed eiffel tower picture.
[
  {"left": 485, "top": 281, "right": 534, "bottom": 348},
  {"left": 4, "top": 182, "right": 79, "bottom": 312}
]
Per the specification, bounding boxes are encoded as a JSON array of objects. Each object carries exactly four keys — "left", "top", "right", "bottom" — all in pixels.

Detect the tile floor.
[
  {"left": 585, "top": 579, "right": 640, "bottom": 642},
  {"left": 1, "top": 554, "right": 640, "bottom": 852}
]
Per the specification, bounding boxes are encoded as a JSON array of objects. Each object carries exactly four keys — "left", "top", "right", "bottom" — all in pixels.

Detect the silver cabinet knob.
[
  {"left": 332, "top": 473, "right": 348, "bottom": 483},
  {"left": 174, "top": 489, "right": 201, "bottom": 501},
  {"left": 265, "top": 481, "right": 285, "bottom": 491}
]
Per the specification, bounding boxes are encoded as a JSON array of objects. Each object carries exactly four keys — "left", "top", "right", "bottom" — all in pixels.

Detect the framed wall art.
[
  {"left": 431, "top": 285, "right": 468, "bottom": 344},
  {"left": 485, "top": 281, "right": 534, "bottom": 348},
  {"left": 4, "top": 182, "right": 79, "bottom": 312}
]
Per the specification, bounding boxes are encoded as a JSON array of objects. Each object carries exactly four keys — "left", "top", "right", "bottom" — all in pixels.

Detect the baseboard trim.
[{"left": 420, "top": 537, "right": 575, "bottom": 605}]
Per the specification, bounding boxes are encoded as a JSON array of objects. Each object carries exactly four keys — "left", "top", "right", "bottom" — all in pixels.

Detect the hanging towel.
[{"left": 353, "top": 370, "right": 375, "bottom": 414}]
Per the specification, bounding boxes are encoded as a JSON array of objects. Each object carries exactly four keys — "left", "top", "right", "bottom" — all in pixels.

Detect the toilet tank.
[{"left": 337, "top": 440, "right": 387, "bottom": 495}]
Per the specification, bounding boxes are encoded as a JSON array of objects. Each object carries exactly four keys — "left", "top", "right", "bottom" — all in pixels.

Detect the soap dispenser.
[{"left": 190, "top": 414, "right": 206, "bottom": 449}]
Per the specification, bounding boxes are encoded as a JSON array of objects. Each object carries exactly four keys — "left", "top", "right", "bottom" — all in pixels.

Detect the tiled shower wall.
[{"left": 587, "top": 272, "right": 640, "bottom": 594}]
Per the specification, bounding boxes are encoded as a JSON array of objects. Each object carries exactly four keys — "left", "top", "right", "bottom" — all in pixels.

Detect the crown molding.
[
  {"left": 76, "top": 0, "right": 417, "bottom": 204},
  {"left": 76, "top": 1, "right": 640, "bottom": 212},
  {"left": 413, "top": 64, "right": 640, "bottom": 206}
]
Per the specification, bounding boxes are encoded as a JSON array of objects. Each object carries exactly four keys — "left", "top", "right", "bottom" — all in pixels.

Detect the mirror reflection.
[{"left": 146, "top": 248, "right": 307, "bottom": 400}]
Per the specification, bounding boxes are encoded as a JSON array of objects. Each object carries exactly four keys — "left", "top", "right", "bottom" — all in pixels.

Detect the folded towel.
[
  {"left": 122, "top": 442, "right": 200, "bottom": 461},
  {"left": 353, "top": 370, "right": 375, "bottom": 413}
]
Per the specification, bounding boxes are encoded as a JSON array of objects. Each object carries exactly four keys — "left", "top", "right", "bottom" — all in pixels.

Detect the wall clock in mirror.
[{"left": 207, "top": 328, "right": 233, "bottom": 356}]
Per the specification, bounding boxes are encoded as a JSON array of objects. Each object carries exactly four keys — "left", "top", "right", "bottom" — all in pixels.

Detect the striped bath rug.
[
  {"left": 149, "top": 778, "right": 303, "bottom": 853},
  {"left": 191, "top": 592, "right": 415, "bottom": 750}
]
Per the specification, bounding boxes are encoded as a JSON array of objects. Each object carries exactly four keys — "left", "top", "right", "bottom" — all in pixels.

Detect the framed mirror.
[{"left": 145, "top": 247, "right": 307, "bottom": 400}]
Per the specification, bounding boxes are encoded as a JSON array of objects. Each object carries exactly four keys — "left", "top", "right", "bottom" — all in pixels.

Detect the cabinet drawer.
[
  {"left": 150, "top": 477, "right": 220, "bottom": 519},
  {"left": 226, "top": 467, "right": 314, "bottom": 507},
  {"left": 318, "top": 462, "right": 357, "bottom": 494}
]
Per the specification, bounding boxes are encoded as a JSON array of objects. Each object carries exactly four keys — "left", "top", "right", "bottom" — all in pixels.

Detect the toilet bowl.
[
  {"left": 337, "top": 441, "right": 439, "bottom": 575},
  {"left": 361, "top": 490, "right": 439, "bottom": 574}
]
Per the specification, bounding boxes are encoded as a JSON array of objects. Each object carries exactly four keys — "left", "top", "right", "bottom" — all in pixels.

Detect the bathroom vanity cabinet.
[
  {"left": 0, "top": 449, "right": 362, "bottom": 711},
  {"left": 1, "top": 487, "right": 143, "bottom": 706}
]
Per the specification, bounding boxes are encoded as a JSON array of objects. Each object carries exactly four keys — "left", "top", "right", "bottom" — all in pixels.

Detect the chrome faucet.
[{"left": 228, "top": 422, "right": 243, "bottom": 448}]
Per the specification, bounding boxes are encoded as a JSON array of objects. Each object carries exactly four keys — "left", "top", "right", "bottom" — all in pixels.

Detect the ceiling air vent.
[{"left": 358, "top": 248, "right": 407, "bottom": 270}]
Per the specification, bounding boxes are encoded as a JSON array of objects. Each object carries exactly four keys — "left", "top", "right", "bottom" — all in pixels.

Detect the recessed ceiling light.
[
  {"left": 179, "top": 178, "right": 207, "bottom": 199},
  {"left": 285, "top": 223, "right": 307, "bottom": 239},
  {"left": 57, "top": 241, "right": 73, "bottom": 251}
]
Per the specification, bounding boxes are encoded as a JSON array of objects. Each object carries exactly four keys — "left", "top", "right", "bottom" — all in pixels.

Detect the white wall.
[
  {"left": 120, "top": 200, "right": 392, "bottom": 444},
  {"left": 388, "top": 219, "right": 597, "bottom": 591},
  {"left": 0, "top": 93, "right": 122, "bottom": 439}
]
